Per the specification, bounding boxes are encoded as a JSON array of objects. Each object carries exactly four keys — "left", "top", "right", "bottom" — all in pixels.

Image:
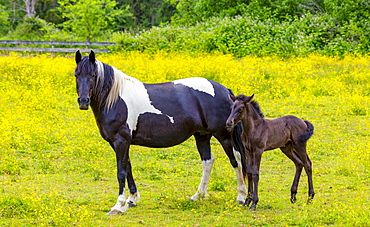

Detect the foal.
[{"left": 226, "top": 94, "right": 315, "bottom": 210}]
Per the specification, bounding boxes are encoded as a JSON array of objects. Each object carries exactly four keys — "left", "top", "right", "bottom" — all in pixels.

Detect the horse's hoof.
[
  {"left": 249, "top": 205, "right": 256, "bottom": 211},
  {"left": 238, "top": 200, "right": 244, "bottom": 205},
  {"left": 128, "top": 201, "right": 137, "bottom": 208},
  {"left": 106, "top": 209, "right": 122, "bottom": 215}
]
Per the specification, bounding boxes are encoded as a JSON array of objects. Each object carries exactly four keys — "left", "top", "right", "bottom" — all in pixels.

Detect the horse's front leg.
[
  {"left": 107, "top": 137, "right": 131, "bottom": 215},
  {"left": 126, "top": 159, "right": 140, "bottom": 207}
]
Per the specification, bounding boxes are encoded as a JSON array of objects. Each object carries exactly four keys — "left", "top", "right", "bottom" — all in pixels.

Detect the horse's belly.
[{"left": 131, "top": 114, "right": 196, "bottom": 148}]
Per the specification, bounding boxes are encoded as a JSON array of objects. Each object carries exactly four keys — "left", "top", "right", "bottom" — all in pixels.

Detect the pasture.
[{"left": 0, "top": 52, "right": 369, "bottom": 226}]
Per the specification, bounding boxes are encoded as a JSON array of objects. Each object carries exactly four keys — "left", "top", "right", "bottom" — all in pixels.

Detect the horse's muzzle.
[{"left": 78, "top": 97, "right": 90, "bottom": 110}]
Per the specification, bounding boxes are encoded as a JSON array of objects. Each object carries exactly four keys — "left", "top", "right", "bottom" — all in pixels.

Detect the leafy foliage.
[
  {"left": 3, "top": 16, "right": 64, "bottom": 41},
  {"left": 112, "top": 14, "right": 370, "bottom": 57},
  {"left": 1, "top": 0, "right": 370, "bottom": 56},
  {"left": 58, "top": 0, "right": 132, "bottom": 42},
  {"left": 0, "top": 6, "right": 10, "bottom": 36}
]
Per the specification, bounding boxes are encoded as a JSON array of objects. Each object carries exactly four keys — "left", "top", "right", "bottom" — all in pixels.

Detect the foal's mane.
[{"left": 235, "top": 95, "right": 264, "bottom": 118}]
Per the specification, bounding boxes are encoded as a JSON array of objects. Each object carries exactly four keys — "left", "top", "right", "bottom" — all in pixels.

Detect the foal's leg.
[
  {"left": 280, "top": 144, "right": 304, "bottom": 204},
  {"left": 244, "top": 151, "right": 253, "bottom": 207},
  {"left": 294, "top": 143, "right": 315, "bottom": 204},
  {"left": 190, "top": 133, "right": 214, "bottom": 201},
  {"left": 249, "top": 149, "right": 263, "bottom": 211}
]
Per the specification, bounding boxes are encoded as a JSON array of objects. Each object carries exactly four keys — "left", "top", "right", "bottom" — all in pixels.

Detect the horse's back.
[{"left": 131, "top": 78, "right": 232, "bottom": 147}]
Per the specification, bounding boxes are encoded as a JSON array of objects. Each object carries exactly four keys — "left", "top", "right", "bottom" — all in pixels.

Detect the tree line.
[{"left": 1, "top": 0, "right": 369, "bottom": 57}]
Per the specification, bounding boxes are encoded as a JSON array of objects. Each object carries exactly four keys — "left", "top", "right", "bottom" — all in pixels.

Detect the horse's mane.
[
  {"left": 235, "top": 95, "right": 264, "bottom": 118},
  {"left": 77, "top": 56, "right": 140, "bottom": 110}
]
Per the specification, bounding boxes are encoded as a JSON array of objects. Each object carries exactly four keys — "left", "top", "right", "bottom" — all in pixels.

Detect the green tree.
[
  {"left": 0, "top": 5, "right": 10, "bottom": 36},
  {"left": 117, "top": 0, "right": 176, "bottom": 29},
  {"left": 58, "top": 0, "right": 132, "bottom": 42}
]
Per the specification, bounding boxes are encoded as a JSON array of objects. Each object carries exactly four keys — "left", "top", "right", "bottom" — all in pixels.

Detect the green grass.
[{"left": 0, "top": 53, "right": 369, "bottom": 226}]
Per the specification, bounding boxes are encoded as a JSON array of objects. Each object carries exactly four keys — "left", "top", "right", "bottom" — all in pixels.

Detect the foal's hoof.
[
  {"left": 243, "top": 198, "right": 252, "bottom": 207},
  {"left": 306, "top": 197, "right": 313, "bottom": 205},
  {"left": 249, "top": 205, "right": 256, "bottom": 211},
  {"left": 290, "top": 197, "right": 297, "bottom": 204},
  {"left": 106, "top": 209, "right": 122, "bottom": 215}
]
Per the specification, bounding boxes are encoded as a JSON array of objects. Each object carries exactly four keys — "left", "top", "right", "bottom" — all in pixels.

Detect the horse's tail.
[
  {"left": 232, "top": 122, "right": 247, "bottom": 178},
  {"left": 298, "top": 120, "right": 314, "bottom": 143}
]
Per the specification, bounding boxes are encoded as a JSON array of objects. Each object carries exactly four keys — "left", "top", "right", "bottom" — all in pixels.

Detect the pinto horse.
[
  {"left": 226, "top": 94, "right": 315, "bottom": 210},
  {"left": 74, "top": 50, "right": 247, "bottom": 214}
]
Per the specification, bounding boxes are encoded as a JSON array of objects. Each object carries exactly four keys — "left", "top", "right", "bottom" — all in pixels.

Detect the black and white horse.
[{"left": 74, "top": 50, "right": 247, "bottom": 214}]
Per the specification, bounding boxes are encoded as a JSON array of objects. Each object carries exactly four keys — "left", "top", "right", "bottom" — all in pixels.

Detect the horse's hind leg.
[
  {"left": 215, "top": 134, "right": 247, "bottom": 204},
  {"left": 280, "top": 143, "right": 303, "bottom": 204},
  {"left": 293, "top": 143, "right": 315, "bottom": 204},
  {"left": 190, "top": 133, "right": 214, "bottom": 201}
]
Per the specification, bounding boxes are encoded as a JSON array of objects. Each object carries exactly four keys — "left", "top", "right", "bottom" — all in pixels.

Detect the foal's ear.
[
  {"left": 89, "top": 50, "right": 95, "bottom": 63},
  {"left": 228, "top": 93, "right": 236, "bottom": 102},
  {"left": 75, "top": 50, "right": 82, "bottom": 64},
  {"left": 245, "top": 94, "right": 255, "bottom": 103}
]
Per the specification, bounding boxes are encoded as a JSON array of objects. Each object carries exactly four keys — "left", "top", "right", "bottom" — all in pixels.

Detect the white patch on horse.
[
  {"left": 109, "top": 191, "right": 129, "bottom": 214},
  {"left": 174, "top": 77, "right": 215, "bottom": 97},
  {"left": 107, "top": 67, "right": 174, "bottom": 133},
  {"left": 166, "top": 115, "right": 174, "bottom": 123},
  {"left": 190, "top": 156, "right": 214, "bottom": 201}
]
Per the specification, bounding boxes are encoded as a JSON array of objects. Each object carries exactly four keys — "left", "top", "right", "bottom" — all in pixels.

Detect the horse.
[
  {"left": 74, "top": 50, "right": 248, "bottom": 215},
  {"left": 226, "top": 94, "right": 315, "bottom": 210}
]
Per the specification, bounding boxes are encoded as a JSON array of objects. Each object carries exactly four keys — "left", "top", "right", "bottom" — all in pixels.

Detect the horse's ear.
[
  {"left": 228, "top": 93, "right": 236, "bottom": 102},
  {"left": 75, "top": 50, "right": 82, "bottom": 64},
  {"left": 89, "top": 50, "right": 95, "bottom": 63}
]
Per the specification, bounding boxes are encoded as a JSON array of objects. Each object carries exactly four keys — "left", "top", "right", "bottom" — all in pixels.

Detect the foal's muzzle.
[
  {"left": 78, "top": 97, "right": 90, "bottom": 110},
  {"left": 226, "top": 121, "right": 234, "bottom": 132}
]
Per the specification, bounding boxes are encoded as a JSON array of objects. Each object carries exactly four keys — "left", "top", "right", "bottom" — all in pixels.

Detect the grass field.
[{"left": 0, "top": 52, "right": 369, "bottom": 226}]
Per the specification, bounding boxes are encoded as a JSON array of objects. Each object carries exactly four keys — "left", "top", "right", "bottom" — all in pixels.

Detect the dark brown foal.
[{"left": 226, "top": 94, "right": 315, "bottom": 210}]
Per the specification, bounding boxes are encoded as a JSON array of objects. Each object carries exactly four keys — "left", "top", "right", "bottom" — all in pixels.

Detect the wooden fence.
[{"left": 0, "top": 40, "right": 116, "bottom": 53}]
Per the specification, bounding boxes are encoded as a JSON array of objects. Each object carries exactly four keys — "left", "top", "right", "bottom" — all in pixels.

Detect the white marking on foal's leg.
[
  {"left": 191, "top": 156, "right": 214, "bottom": 201},
  {"left": 233, "top": 148, "right": 247, "bottom": 204},
  {"left": 107, "top": 190, "right": 129, "bottom": 215}
]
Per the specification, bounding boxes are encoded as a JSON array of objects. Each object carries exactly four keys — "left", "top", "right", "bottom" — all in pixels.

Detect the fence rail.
[{"left": 0, "top": 40, "right": 116, "bottom": 53}]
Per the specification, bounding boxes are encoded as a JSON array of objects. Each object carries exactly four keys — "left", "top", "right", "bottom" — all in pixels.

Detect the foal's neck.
[{"left": 242, "top": 104, "right": 262, "bottom": 133}]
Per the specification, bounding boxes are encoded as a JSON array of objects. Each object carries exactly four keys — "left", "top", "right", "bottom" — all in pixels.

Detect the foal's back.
[{"left": 263, "top": 115, "right": 308, "bottom": 150}]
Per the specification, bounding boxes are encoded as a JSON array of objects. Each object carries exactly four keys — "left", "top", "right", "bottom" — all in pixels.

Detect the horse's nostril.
[{"left": 78, "top": 97, "right": 90, "bottom": 104}]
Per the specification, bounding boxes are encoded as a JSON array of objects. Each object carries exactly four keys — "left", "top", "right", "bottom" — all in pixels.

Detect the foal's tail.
[
  {"left": 298, "top": 120, "right": 314, "bottom": 143},
  {"left": 232, "top": 122, "right": 247, "bottom": 178}
]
